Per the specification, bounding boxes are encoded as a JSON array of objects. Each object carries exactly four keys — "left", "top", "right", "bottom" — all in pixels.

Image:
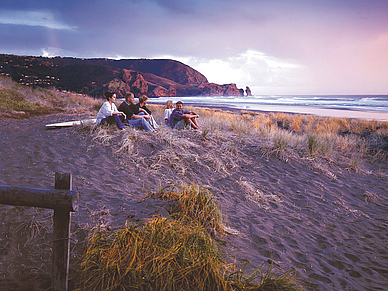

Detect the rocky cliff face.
[
  {"left": 0, "top": 54, "right": 251, "bottom": 98},
  {"left": 202, "top": 83, "right": 244, "bottom": 97},
  {"left": 103, "top": 69, "right": 149, "bottom": 98}
]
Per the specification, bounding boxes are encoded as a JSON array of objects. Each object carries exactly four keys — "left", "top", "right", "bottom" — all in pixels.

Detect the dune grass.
[
  {"left": 76, "top": 184, "right": 303, "bottom": 291},
  {"left": 76, "top": 218, "right": 227, "bottom": 291},
  {"left": 144, "top": 183, "right": 224, "bottom": 235},
  {"left": 146, "top": 103, "right": 388, "bottom": 172},
  {"left": 80, "top": 102, "right": 388, "bottom": 177}
]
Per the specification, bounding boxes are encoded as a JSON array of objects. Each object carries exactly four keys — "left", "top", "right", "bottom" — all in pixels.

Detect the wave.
[{"left": 149, "top": 94, "right": 388, "bottom": 114}]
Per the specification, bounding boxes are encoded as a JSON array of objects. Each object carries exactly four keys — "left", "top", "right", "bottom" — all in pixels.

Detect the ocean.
[{"left": 148, "top": 95, "right": 388, "bottom": 121}]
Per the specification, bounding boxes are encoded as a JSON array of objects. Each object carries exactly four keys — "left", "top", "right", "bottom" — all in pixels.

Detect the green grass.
[
  {"left": 0, "top": 86, "right": 54, "bottom": 116},
  {"left": 0, "top": 75, "right": 100, "bottom": 118}
]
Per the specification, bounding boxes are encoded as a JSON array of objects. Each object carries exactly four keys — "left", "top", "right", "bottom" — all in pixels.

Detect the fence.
[{"left": 0, "top": 172, "right": 78, "bottom": 291}]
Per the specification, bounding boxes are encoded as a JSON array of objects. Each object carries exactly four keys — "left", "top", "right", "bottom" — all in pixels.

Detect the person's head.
[
  {"left": 139, "top": 95, "right": 148, "bottom": 104},
  {"left": 166, "top": 100, "right": 174, "bottom": 109},
  {"left": 104, "top": 91, "right": 116, "bottom": 101},
  {"left": 125, "top": 92, "right": 134, "bottom": 103},
  {"left": 176, "top": 101, "right": 183, "bottom": 111}
]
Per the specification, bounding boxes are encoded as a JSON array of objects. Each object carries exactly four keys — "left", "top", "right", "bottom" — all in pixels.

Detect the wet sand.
[{"left": 0, "top": 112, "right": 387, "bottom": 290}]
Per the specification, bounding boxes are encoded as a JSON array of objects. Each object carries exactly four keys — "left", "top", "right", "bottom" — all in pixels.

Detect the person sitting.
[
  {"left": 138, "top": 95, "right": 159, "bottom": 129},
  {"left": 163, "top": 100, "right": 174, "bottom": 125},
  {"left": 96, "top": 92, "right": 126, "bottom": 130},
  {"left": 118, "top": 93, "right": 154, "bottom": 132},
  {"left": 168, "top": 101, "right": 201, "bottom": 130},
  {"left": 123, "top": 92, "right": 146, "bottom": 115}
]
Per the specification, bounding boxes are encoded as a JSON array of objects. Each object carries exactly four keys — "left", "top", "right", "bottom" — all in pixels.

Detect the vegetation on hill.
[{"left": 0, "top": 76, "right": 100, "bottom": 119}]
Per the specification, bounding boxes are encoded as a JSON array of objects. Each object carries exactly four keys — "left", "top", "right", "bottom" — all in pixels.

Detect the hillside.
[{"left": 0, "top": 54, "right": 251, "bottom": 98}]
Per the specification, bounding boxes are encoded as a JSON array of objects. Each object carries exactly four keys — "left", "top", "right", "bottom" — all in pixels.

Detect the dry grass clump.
[
  {"left": 76, "top": 185, "right": 304, "bottom": 291},
  {"left": 85, "top": 102, "right": 388, "bottom": 174},
  {"left": 237, "top": 179, "right": 282, "bottom": 210},
  {"left": 148, "top": 105, "right": 387, "bottom": 172},
  {"left": 76, "top": 218, "right": 227, "bottom": 291},
  {"left": 146, "top": 183, "right": 224, "bottom": 235},
  {"left": 244, "top": 111, "right": 388, "bottom": 171}
]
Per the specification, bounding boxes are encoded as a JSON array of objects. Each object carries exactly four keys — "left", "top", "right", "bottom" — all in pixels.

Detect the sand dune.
[{"left": 0, "top": 112, "right": 387, "bottom": 290}]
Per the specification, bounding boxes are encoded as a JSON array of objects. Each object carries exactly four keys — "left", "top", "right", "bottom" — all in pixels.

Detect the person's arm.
[
  {"left": 181, "top": 109, "right": 198, "bottom": 119},
  {"left": 190, "top": 111, "right": 199, "bottom": 117},
  {"left": 132, "top": 113, "right": 150, "bottom": 120},
  {"left": 182, "top": 113, "right": 198, "bottom": 119},
  {"left": 163, "top": 109, "right": 170, "bottom": 124},
  {"left": 111, "top": 103, "right": 126, "bottom": 119},
  {"left": 141, "top": 105, "right": 152, "bottom": 115}
]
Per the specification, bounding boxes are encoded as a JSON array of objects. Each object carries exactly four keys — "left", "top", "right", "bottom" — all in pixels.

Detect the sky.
[{"left": 1, "top": 0, "right": 388, "bottom": 95}]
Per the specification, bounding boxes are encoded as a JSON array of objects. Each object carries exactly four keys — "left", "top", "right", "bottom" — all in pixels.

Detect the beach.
[
  {"left": 149, "top": 94, "right": 388, "bottom": 122},
  {"left": 0, "top": 110, "right": 388, "bottom": 290}
]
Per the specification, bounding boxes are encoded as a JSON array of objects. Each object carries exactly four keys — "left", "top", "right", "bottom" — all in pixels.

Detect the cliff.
[{"left": 0, "top": 54, "right": 249, "bottom": 98}]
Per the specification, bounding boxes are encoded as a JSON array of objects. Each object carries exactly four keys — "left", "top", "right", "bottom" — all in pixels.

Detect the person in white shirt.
[
  {"left": 96, "top": 92, "right": 126, "bottom": 130},
  {"left": 163, "top": 100, "right": 174, "bottom": 125}
]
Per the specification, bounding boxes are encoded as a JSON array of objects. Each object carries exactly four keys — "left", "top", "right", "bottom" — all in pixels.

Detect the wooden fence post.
[
  {"left": 52, "top": 173, "right": 72, "bottom": 291},
  {"left": 0, "top": 172, "right": 78, "bottom": 290}
]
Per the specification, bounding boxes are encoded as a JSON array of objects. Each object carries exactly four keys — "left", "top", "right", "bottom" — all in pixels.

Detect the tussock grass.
[
  {"left": 88, "top": 102, "right": 388, "bottom": 175},
  {"left": 76, "top": 218, "right": 227, "bottom": 291},
  {"left": 145, "top": 183, "right": 224, "bottom": 235},
  {"left": 149, "top": 104, "right": 387, "bottom": 172},
  {"left": 76, "top": 185, "right": 304, "bottom": 291}
]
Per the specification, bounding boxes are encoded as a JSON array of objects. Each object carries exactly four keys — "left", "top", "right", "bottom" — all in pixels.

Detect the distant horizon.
[{"left": 1, "top": 51, "right": 387, "bottom": 96}]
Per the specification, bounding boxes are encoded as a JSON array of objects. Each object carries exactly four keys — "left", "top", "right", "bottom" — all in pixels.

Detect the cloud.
[
  {"left": 1, "top": 0, "right": 388, "bottom": 94},
  {"left": 0, "top": 10, "right": 76, "bottom": 30},
  {"left": 185, "top": 50, "right": 311, "bottom": 95}
]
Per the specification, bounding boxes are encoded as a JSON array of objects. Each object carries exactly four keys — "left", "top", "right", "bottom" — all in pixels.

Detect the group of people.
[{"left": 96, "top": 92, "right": 201, "bottom": 131}]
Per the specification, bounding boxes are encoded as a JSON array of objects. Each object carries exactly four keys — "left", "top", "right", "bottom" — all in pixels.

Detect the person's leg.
[
  {"left": 173, "top": 119, "right": 186, "bottom": 130},
  {"left": 101, "top": 116, "right": 116, "bottom": 125},
  {"left": 150, "top": 115, "right": 160, "bottom": 129},
  {"left": 140, "top": 118, "right": 155, "bottom": 132},
  {"left": 190, "top": 117, "right": 201, "bottom": 129},
  {"left": 127, "top": 118, "right": 143, "bottom": 129},
  {"left": 182, "top": 117, "right": 199, "bottom": 129},
  {"left": 114, "top": 114, "right": 126, "bottom": 129},
  {"left": 127, "top": 118, "right": 154, "bottom": 132}
]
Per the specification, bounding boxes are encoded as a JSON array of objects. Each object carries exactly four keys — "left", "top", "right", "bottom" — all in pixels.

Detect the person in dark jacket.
[{"left": 118, "top": 93, "right": 154, "bottom": 132}]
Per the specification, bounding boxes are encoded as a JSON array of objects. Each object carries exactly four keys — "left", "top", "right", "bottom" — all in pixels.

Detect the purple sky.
[{"left": 1, "top": 0, "right": 387, "bottom": 95}]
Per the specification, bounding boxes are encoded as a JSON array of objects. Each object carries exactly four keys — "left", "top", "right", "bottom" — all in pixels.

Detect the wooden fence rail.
[{"left": 0, "top": 172, "right": 79, "bottom": 291}]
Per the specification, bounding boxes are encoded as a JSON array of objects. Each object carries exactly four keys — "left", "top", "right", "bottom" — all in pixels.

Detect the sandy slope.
[{"left": 0, "top": 113, "right": 387, "bottom": 290}]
